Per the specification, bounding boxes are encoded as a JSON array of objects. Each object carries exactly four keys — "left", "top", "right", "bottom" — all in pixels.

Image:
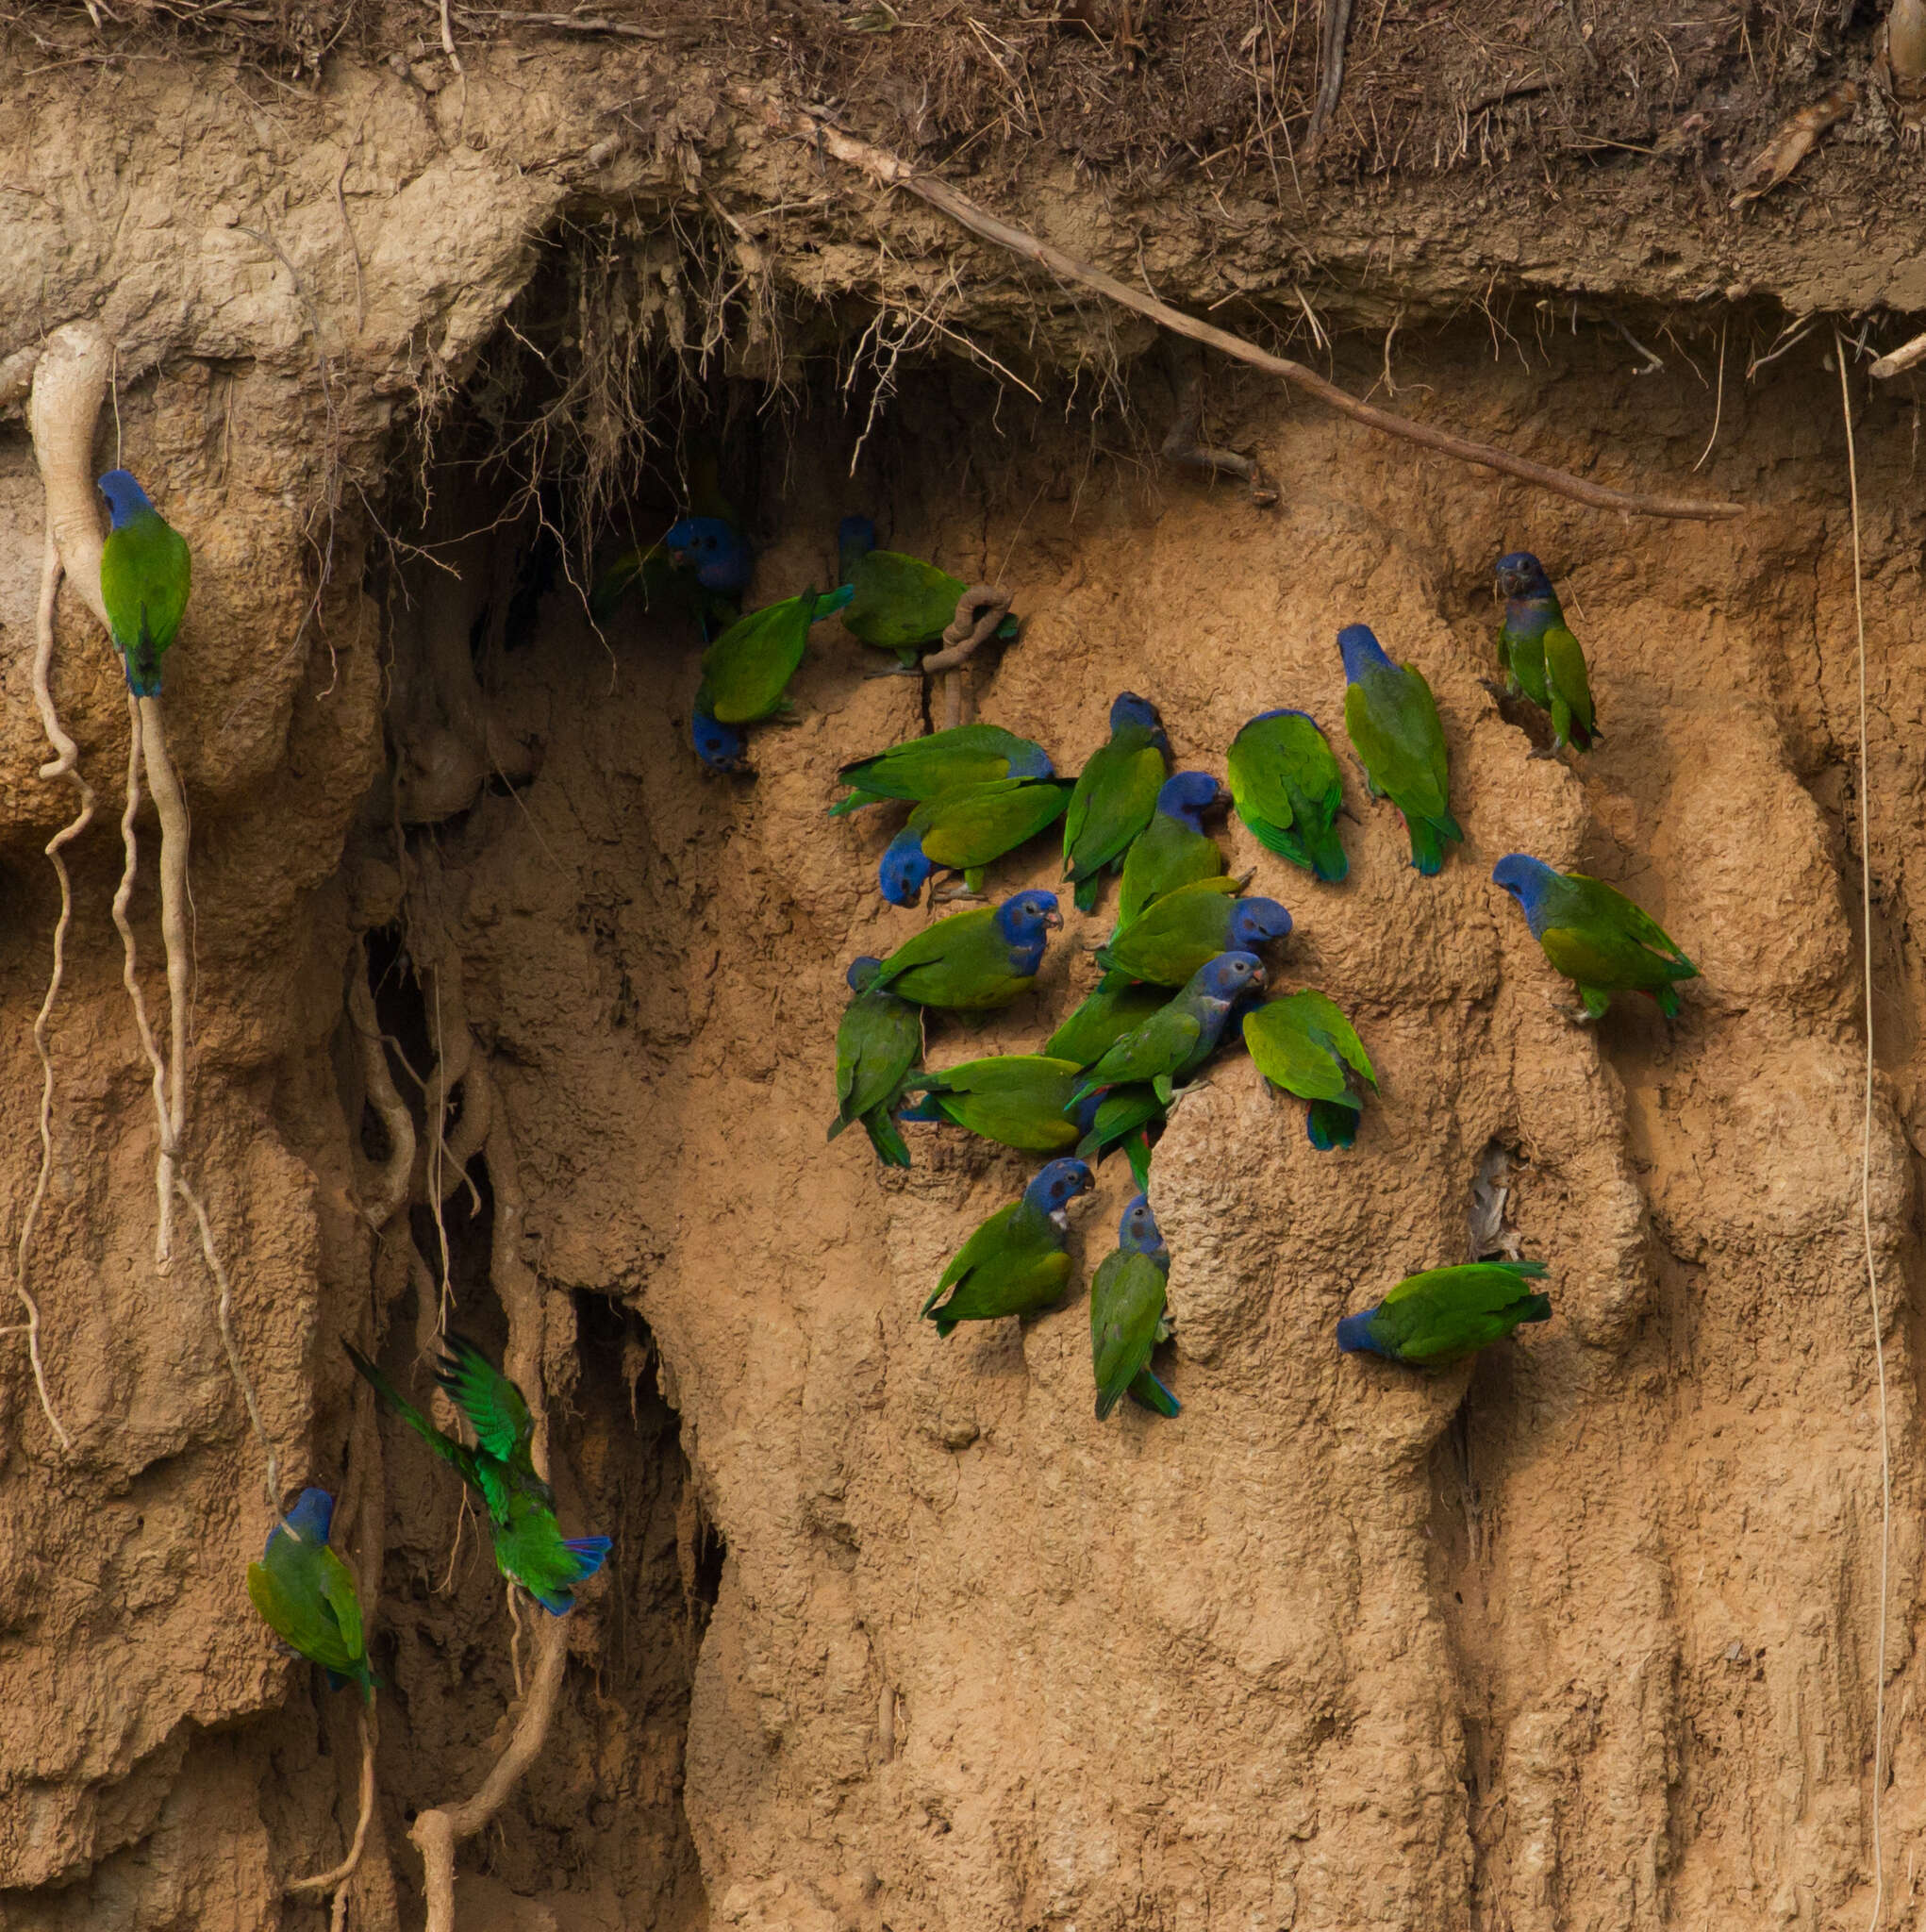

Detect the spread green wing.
[{"left": 436, "top": 1335, "right": 535, "bottom": 1470}]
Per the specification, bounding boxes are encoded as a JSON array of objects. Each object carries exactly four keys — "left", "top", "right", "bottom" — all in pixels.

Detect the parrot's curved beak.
[
  {"left": 669, "top": 546, "right": 691, "bottom": 568},
  {"left": 1249, "top": 964, "right": 1268, "bottom": 989},
  {"left": 1044, "top": 908, "right": 1064, "bottom": 930}
]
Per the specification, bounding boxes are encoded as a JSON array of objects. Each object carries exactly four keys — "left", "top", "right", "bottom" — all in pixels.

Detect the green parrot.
[
  {"left": 1069, "top": 951, "right": 1265, "bottom": 1108},
  {"left": 696, "top": 585, "right": 855, "bottom": 725},
  {"left": 921, "top": 1158, "right": 1092, "bottom": 1336},
  {"left": 1226, "top": 708, "right": 1349, "bottom": 883},
  {"left": 831, "top": 723, "right": 1056, "bottom": 818},
  {"left": 1494, "top": 552, "right": 1599, "bottom": 753},
  {"left": 897, "top": 1055, "right": 1083, "bottom": 1153},
  {"left": 97, "top": 471, "right": 191, "bottom": 697},
  {"left": 1115, "top": 772, "right": 1227, "bottom": 926},
  {"left": 1338, "top": 625, "right": 1463, "bottom": 875},
  {"left": 838, "top": 515, "right": 1021, "bottom": 667},
  {"left": 1045, "top": 980, "right": 1172, "bottom": 1068},
  {"left": 1072, "top": 1085, "right": 1162, "bottom": 1191},
  {"left": 1094, "top": 883, "right": 1290, "bottom": 990},
  {"left": 1338, "top": 1260, "right": 1552, "bottom": 1366},
  {"left": 1242, "top": 990, "right": 1377, "bottom": 1150},
  {"left": 245, "top": 1488, "right": 376, "bottom": 1704},
  {"left": 829, "top": 956, "right": 923, "bottom": 1168},
  {"left": 1492, "top": 855, "right": 1698, "bottom": 1018},
  {"left": 344, "top": 1337, "right": 611, "bottom": 1615},
  {"left": 867, "top": 889, "right": 1062, "bottom": 1010},
  {"left": 1062, "top": 693, "right": 1171, "bottom": 914},
  {"left": 878, "top": 780, "right": 1072, "bottom": 905},
  {"left": 1091, "top": 1193, "right": 1180, "bottom": 1419}
]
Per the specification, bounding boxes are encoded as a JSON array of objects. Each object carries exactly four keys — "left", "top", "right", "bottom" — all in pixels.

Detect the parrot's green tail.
[
  {"left": 325, "top": 1657, "right": 380, "bottom": 1705},
  {"left": 1515, "top": 1292, "right": 1553, "bottom": 1326},
  {"left": 861, "top": 1107, "right": 911, "bottom": 1169},
  {"left": 1403, "top": 809, "right": 1462, "bottom": 877},
  {"left": 1306, "top": 1098, "right": 1360, "bottom": 1151},
  {"left": 1123, "top": 1131, "right": 1153, "bottom": 1191},
  {"left": 1072, "top": 871, "right": 1103, "bottom": 915},
  {"left": 1241, "top": 812, "right": 1310, "bottom": 870},
  {"left": 1307, "top": 823, "right": 1350, "bottom": 884}
]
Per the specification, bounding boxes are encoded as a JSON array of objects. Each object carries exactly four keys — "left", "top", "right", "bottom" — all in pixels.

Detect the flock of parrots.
[{"left": 88, "top": 460, "right": 1699, "bottom": 1717}]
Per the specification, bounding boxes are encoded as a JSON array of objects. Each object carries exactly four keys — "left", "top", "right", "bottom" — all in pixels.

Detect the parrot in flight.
[
  {"left": 831, "top": 722, "right": 1054, "bottom": 817},
  {"left": 1339, "top": 625, "right": 1462, "bottom": 875},
  {"left": 1491, "top": 854, "right": 1698, "bottom": 1018},
  {"left": 1226, "top": 709, "right": 1348, "bottom": 883},
  {"left": 245, "top": 1487, "right": 376, "bottom": 1704},
  {"left": 344, "top": 1336, "right": 611, "bottom": 1614},
  {"left": 1069, "top": 951, "right": 1265, "bottom": 1108},
  {"left": 921, "top": 1158, "right": 1092, "bottom": 1336},
  {"left": 830, "top": 956, "right": 922, "bottom": 1167},
  {"left": 1115, "top": 771, "right": 1227, "bottom": 926},
  {"left": 1338, "top": 1260, "right": 1551, "bottom": 1366},
  {"left": 1063, "top": 693, "right": 1171, "bottom": 913},
  {"left": 1493, "top": 552, "right": 1599, "bottom": 754},
  {"left": 867, "top": 889, "right": 1062, "bottom": 1009},
  {"left": 837, "top": 514, "right": 1020, "bottom": 667},
  {"left": 98, "top": 469, "right": 191, "bottom": 698},
  {"left": 1242, "top": 990, "right": 1377, "bottom": 1150},
  {"left": 1090, "top": 1193, "right": 1180, "bottom": 1419}
]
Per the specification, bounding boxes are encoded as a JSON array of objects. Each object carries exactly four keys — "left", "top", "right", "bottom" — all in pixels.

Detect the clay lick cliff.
[{"left": 3, "top": 8, "right": 1926, "bottom": 1929}]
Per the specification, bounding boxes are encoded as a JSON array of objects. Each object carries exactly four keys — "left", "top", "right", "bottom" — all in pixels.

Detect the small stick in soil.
[{"left": 725, "top": 86, "right": 1744, "bottom": 523}]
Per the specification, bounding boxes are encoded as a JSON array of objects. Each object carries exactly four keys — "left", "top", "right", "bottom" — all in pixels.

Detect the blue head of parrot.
[
  {"left": 1337, "top": 625, "right": 1394, "bottom": 682},
  {"left": 1023, "top": 1157, "right": 1093, "bottom": 1219},
  {"left": 1116, "top": 1191, "right": 1168, "bottom": 1262},
  {"left": 1491, "top": 853, "right": 1560, "bottom": 938},
  {"left": 1336, "top": 1307, "right": 1387, "bottom": 1356},
  {"left": 1494, "top": 551, "right": 1555, "bottom": 601},
  {"left": 664, "top": 517, "right": 752, "bottom": 593},
  {"left": 97, "top": 469, "right": 157, "bottom": 530},
  {"left": 1190, "top": 950, "right": 1265, "bottom": 1004},
  {"left": 268, "top": 1487, "right": 336, "bottom": 1557},
  {"left": 692, "top": 704, "right": 749, "bottom": 773},
  {"left": 838, "top": 514, "right": 877, "bottom": 559},
  {"left": 1250, "top": 706, "right": 1320, "bottom": 727},
  {"left": 879, "top": 828, "right": 935, "bottom": 906},
  {"left": 846, "top": 956, "right": 885, "bottom": 992},
  {"left": 995, "top": 889, "right": 1062, "bottom": 947},
  {"left": 1228, "top": 897, "right": 1292, "bottom": 949},
  {"left": 1108, "top": 691, "right": 1164, "bottom": 735},
  {"left": 1154, "top": 770, "right": 1225, "bottom": 830}
]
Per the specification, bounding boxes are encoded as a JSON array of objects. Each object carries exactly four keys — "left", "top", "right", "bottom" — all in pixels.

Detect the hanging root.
[
  {"left": 909, "top": 584, "right": 1011, "bottom": 730},
  {"left": 112, "top": 696, "right": 177, "bottom": 1262},
  {"left": 407, "top": 1055, "right": 573, "bottom": 1932},
  {"left": 289, "top": 1704, "right": 379, "bottom": 1907},
  {"left": 347, "top": 938, "right": 418, "bottom": 1229},
  {"left": 12, "top": 323, "right": 125, "bottom": 1457},
  {"left": 11, "top": 535, "right": 91, "bottom": 1456},
  {"left": 1159, "top": 339, "right": 1277, "bottom": 506}
]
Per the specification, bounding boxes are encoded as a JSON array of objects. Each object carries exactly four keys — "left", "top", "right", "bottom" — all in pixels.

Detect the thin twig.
[
  {"left": 726, "top": 88, "right": 1743, "bottom": 522},
  {"left": 1693, "top": 320, "right": 1727, "bottom": 473}
]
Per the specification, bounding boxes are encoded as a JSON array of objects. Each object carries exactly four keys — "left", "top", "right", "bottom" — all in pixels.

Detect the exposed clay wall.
[{"left": 2, "top": 31, "right": 1924, "bottom": 1932}]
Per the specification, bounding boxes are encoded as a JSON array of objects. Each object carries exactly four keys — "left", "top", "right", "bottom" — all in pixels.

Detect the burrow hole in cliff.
[{"left": 348, "top": 926, "right": 721, "bottom": 1929}]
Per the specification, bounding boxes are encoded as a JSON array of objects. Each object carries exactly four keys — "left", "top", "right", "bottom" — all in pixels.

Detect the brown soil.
[{"left": 1, "top": 18, "right": 1924, "bottom": 1932}]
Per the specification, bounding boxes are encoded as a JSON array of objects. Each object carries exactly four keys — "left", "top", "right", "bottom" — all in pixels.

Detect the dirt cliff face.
[{"left": 1, "top": 21, "right": 1923, "bottom": 1932}]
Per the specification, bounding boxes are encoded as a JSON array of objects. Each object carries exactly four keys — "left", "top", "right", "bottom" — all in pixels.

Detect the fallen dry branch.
[
  {"left": 1729, "top": 82, "right": 1858, "bottom": 209},
  {"left": 725, "top": 87, "right": 1744, "bottom": 523}
]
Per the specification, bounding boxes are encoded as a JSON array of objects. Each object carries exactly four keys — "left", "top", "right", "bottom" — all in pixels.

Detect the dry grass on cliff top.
[{"left": 5, "top": 0, "right": 1882, "bottom": 195}]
